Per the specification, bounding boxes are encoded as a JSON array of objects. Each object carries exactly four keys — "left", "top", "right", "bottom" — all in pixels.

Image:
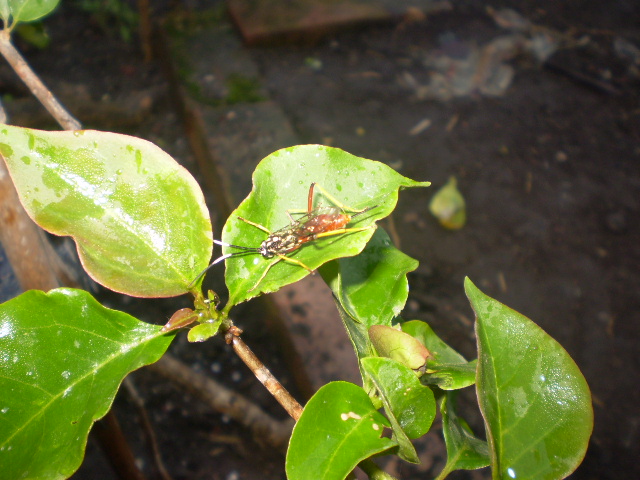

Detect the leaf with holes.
[{"left": 286, "top": 381, "right": 396, "bottom": 480}]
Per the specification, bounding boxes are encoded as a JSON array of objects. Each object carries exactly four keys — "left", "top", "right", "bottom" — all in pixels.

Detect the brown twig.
[
  {"left": 147, "top": 353, "right": 294, "bottom": 452},
  {"left": 0, "top": 99, "right": 63, "bottom": 291},
  {"left": 138, "top": 0, "right": 153, "bottom": 63},
  {"left": 0, "top": 30, "right": 150, "bottom": 480},
  {"left": 230, "top": 336, "right": 304, "bottom": 421},
  {"left": 0, "top": 30, "right": 81, "bottom": 130},
  {"left": 92, "top": 411, "right": 148, "bottom": 480},
  {"left": 0, "top": 161, "right": 61, "bottom": 292},
  {"left": 122, "top": 377, "right": 174, "bottom": 480},
  {"left": 384, "top": 214, "right": 401, "bottom": 249}
]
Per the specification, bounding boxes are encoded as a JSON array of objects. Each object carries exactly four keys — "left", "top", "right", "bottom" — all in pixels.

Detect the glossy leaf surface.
[
  {"left": 465, "top": 278, "right": 593, "bottom": 480},
  {"left": 160, "top": 308, "right": 198, "bottom": 333},
  {"left": 320, "top": 228, "right": 418, "bottom": 327},
  {"left": 286, "top": 381, "right": 396, "bottom": 480},
  {"left": 436, "top": 393, "right": 490, "bottom": 480},
  {"left": 422, "top": 361, "right": 477, "bottom": 391},
  {"left": 402, "top": 320, "right": 476, "bottom": 390},
  {"left": 368, "top": 325, "right": 430, "bottom": 370},
  {"left": 361, "top": 357, "right": 435, "bottom": 463},
  {"left": 220, "top": 145, "right": 429, "bottom": 307},
  {"left": 402, "top": 320, "right": 467, "bottom": 364},
  {"left": 0, "top": 289, "right": 174, "bottom": 480},
  {"left": 333, "top": 298, "right": 379, "bottom": 401},
  {"left": 187, "top": 320, "right": 222, "bottom": 342},
  {"left": 0, "top": 0, "right": 59, "bottom": 24},
  {"left": 0, "top": 125, "right": 213, "bottom": 297}
]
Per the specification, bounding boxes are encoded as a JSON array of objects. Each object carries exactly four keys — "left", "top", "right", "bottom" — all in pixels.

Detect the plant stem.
[
  {"left": 122, "top": 378, "right": 174, "bottom": 480},
  {"left": 230, "top": 336, "right": 304, "bottom": 421},
  {"left": 148, "top": 353, "right": 293, "bottom": 451},
  {"left": 358, "top": 459, "right": 399, "bottom": 480},
  {"left": 0, "top": 161, "right": 62, "bottom": 291},
  {"left": 0, "top": 30, "right": 81, "bottom": 131},
  {"left": 93, "top": 410, "right": 149, "bottom": 480},
  {"left": 433, "top": 465, "right": 452, "bottom": 480}
]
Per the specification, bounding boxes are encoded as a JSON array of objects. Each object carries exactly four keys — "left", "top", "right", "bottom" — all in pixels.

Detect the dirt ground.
[{"left": 1, "top": 1, "right": 639, "bottom": 479}]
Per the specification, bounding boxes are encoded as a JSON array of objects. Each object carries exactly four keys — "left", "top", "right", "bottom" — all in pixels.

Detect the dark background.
[{"left": 1, "top": 1, "right": 638, "bottom": 479}]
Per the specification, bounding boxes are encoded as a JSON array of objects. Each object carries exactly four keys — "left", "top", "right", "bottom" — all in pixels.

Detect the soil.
[{"left": 1, "top": 1, "right": 638, "bottom": 479}]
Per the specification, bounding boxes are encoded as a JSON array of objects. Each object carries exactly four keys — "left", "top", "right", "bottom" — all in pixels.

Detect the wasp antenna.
[
  {"left": 352, "top": 204, "right": 378, "bottom": 218},
  {"left": 214, "top": 239, "right": 261, "bottom": 252},
  {"left": 187, "top": 253, "right": 234, "bottom": 289}
]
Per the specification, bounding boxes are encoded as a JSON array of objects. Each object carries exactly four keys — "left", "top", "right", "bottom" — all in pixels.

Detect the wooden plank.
[{"left": 227, "top": 0, "right": 451, "bottom": 45}]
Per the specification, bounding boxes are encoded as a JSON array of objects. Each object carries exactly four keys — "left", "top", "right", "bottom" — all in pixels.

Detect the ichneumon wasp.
[{"left": 194, "top": 183, "right": 377, "bottom": 292}]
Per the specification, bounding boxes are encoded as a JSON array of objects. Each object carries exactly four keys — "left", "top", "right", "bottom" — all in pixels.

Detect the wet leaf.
[
  {"left": 0, "top": 289, "right": 174, "bottom": 480},
  {"left": 161, "top": 308, "right": 198, "bottom": 333},
  {"left": 0, "top": 125, "right": 213, "bottom": 297},
  {"left": 361, "top": 357, "right": 436, "bottom": 463},
  {"left": 429, "top": 176, "right": 466, "bottom": 229},
  {"left": 220, "top": 145, "right": 428, "bottom": 308},
  {"left": 402, "top": 320, "right": 467, "bottom": 364},
  {"left": 368, "top": 325, "right": 430, "bottom": 370},
  {"left": 402, "top": 320, "right": 476, "bottom": 390},
  {"left": 422, "top": 361, "right": 477, "bottom": 391},
  {"left": 435, "top": 393, "right": 490, "bottom": 480},
  {"left": 465, "top": 278, "right": 593, "bottom": 480},
  {"left": 286, "top": 381, "right": 395, "bottom": 480},
  {"left": 0, "top": 0, "right": 59, "bottom": 24},
  {"left": 187, "top": 320, "right": 222, "bottom": 342},
  {"left": 320, "top": 228, "right": 418, "bottom": 327},
  {"left": 333, "top": 298, "right": 379, "bottom": 402}
]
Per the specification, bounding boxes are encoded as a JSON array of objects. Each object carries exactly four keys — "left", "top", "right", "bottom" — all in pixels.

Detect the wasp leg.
[
  {"left": 247, "top": 253, "right": 314, "bottom": 292},
  {"left": 285, "top": 208, "right": 307, "bottom": 223},
  {"left": 312, "top": 183, "right": 369, "bottom": 213},
  {"left": 248, "top": 257, "right": 282, "bottom": 292},
  {"left": 237, "top": 216, "right": 271, "bottom": 234},
  {"left": 314, "top": 225, "right": 376, "bottom": 240},
  {"left": 278, "top": 253, "right": 314, "bottom": 272}
]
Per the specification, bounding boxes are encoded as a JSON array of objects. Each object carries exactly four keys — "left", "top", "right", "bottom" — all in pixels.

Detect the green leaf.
[
  {"left": 361, "top": 357, "right": 435, "bottom": 463},
  {"left": 435, "top": 393, "right": 490, "bottom": 480},
  {"left": 219, "top": 145, "right": 429, "bottom": 308},
  {"left": 0, "top": 0, "right": 59, "bottom": 25},
  {"left": 401, "top": 320, "right": 467, "bottom": 364},
  {"left": 368, "top": 325, "right": 430, "bottom": 370},
  {"left": 333, "top": 298, "right": 379, "bottom": 402},
  {"left": 429, "top": 176, "right": 466, "bottom": 230},
  {"left": 0, "top": 125, "right": 213, "bottom": 297},
  {"left": 0, "top": 289, "right": 174, "bottom": 480},
  {"left": 320, "top": 228, "right": 419, "bottom": 327},
  {"left": 465, "top": 278, "right": 593, "bottom": 480},
  {"left": 423, "top": 361, "right": 477, "bottom": 391},
  {"left": 15, "top": 22, "right": 50, "bottom": 49},
  {"left": 401, "top": 320, "right": 476, "bottom": 390},
  {"left": 286, "top": 381, "right": 396, "bottom": 480},
  {"left": 187, "top": 320, "right": 222, "bottom": 342}
]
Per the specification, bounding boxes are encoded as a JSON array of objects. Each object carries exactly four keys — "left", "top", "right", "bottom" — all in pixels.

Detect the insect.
[{"left": 200, "top": 183, "right": 377, "bottom": 292}]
